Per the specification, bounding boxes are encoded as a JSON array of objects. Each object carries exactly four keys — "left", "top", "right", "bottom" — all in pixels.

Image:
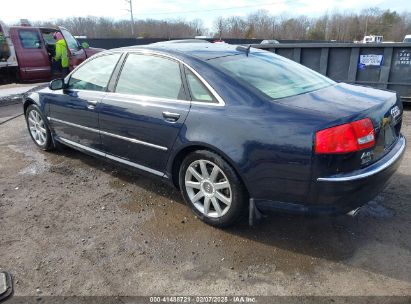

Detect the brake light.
[{"left": 315, "top": 118, "right": 375, "bottom": 154}]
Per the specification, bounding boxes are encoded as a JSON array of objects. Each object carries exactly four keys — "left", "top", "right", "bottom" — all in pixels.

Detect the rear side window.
[
  {"left": 115, "top": 54, "right": 185, "bottom": 100},
  {"left": 68, "top": 53, "right": 121, "bottom": 91},
  {"left": 185, "top": 69, "right": 217, "bottom": 103},
  {"left": 18, "top": 30, "right": 41, "bottom": 49}
]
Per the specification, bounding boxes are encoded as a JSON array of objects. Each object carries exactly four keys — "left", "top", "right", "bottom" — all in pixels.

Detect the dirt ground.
[{"left": 0, "top": 105, "right": 410, "bottom": 298}]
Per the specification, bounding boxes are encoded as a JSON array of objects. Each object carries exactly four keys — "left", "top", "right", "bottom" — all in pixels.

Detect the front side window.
[
  {"left": 209, "top": 51, "right": 335, "bottom": 100},
  {"left": 68, "top": 53, "right": 121, "bottom": 91},
  {"left": 18, "top": 30, "right": 41, "bottom": 49},
  {"left": 61, "top": 29, "right": 79, "bottom": 51},
  {"left": 115, "top": 54, "right": 185, "bottom": 100},
  {"left": 185, "top": 69, "right": 216, "bottom": 103}
]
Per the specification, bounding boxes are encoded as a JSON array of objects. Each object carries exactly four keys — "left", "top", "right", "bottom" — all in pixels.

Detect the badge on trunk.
[{"left": 390, "top": 106, "right": 401, "bottom": 120}]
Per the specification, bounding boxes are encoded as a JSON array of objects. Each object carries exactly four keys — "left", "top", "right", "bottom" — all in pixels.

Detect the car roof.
[
  {"left": 151, "top": 39, "right": 210, "bottom": 44},
  {"left": 115, "top": 42, "right": 255, "bottom": 61}
]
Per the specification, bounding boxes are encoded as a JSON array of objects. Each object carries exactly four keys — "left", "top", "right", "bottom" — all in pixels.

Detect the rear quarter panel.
[
  {"left": 168, "top": 75, "right": 337, "bottom": 203},
  {"left": 164, "top": 57, "right": 348, "bottom": 203}
]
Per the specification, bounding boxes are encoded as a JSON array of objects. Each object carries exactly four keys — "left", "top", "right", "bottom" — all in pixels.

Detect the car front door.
[
  {"left": 47, "top": 52, "right": 122, "bottom": 151},
  {"left": 98, "top": 53, "right": 191, "bottom": 175},
  {"left": 59, "top": 27, "right": 86, "bottom": 70}
]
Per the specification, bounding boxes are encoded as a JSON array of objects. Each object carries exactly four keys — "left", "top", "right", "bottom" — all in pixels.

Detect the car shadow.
[{"left": 52, "top": 146, "right": 411, "bottom": 284}]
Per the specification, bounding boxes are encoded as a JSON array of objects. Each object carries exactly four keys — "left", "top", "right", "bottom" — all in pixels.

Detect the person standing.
[{"left": 53, "top": 32, "right": 69, "bottom": 77}]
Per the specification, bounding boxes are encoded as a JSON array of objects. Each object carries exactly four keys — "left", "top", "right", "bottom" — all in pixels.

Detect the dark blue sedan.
[{"left": 23, "top": 43, "right": 406, "bottom": 227}]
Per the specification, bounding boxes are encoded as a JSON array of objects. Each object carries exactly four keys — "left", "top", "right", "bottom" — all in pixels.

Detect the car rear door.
[
  {"left": 10, "top": 27, "right": 51, "bottom": 81},
  {"left": 59, "top": 26, "right": 86, "bottom": 70},
  {"left": 47, "top": 52, "right": 122, "bottom": 151},
  {"left": 98, "top": 52, "right": 191, "bottom": 175}
]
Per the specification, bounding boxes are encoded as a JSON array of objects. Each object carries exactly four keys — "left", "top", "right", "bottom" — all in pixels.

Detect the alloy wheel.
[
  {"left": 184, "top": 159, "right": 232, "bottom": 218},
  {"left": 27, "top": 109, "right": 47, "bottom": 146}
]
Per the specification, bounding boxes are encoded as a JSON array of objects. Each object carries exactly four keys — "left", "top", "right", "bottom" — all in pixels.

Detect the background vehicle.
[
  {"left": 404, "top": 35, "right": 411, "bottom": 42},
  {"left": 363, "top": 35, "right": 383, "bottom": 43},
  {"left": 0, "top": 20, "right": 18, "bottom": 84},
  {"left": 0, "top": 21, "right": 103, "bottom": 83},
  {"left": 260, "top": 39, "right": 280, "bottom": 44},
  {"left": 22, "top": 44, "right": 405, "bottom": 227}
]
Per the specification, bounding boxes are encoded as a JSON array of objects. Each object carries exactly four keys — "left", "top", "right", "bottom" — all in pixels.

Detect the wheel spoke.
[
  {"left": 214, "top": 181, "right": 229, "bottom": 190},
  {"left": 189, "top": 166, "right": 203, "bottom": 182},
  {"left": 38, "top": 132, "right": 45, "bottom": 143},
  {"left": 211, "top": 197, "right": 222, "bottom": 216},
  {"left": 203, "top": 197, "right": 211, "bottom": 214},
  {"left": 199, "top": 160, "right": 209, "bottom": 178},
  {"left": 38, "top": 126, "right": 47, "bottom": 134},
  {"left": 209, "top": 166, "right": 219, "bottom": 182},
  {"left": 191, "top": 190, "right": 204, "bottom": 203},
  {"left": 29, "top": 111, "right": 35, "bottom": 121},
  {"left": 185, "top": 181, "right": 201, "bottom": 190},
  {"left": 28, "top": 117, "right": 36, "bottom": 125},
  {"left": 215, "top": 191, "right": 231, "bottom": 206}
]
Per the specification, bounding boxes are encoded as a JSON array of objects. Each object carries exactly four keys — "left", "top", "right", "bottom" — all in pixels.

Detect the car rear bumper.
[{"left": 255, "top": 135, "right": 406, "bottom": 215}]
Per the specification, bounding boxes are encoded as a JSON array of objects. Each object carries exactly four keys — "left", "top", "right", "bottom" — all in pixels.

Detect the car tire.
[
  {"left": 179, "top": 150, "right": 247, "bottom": 227},
  {"left": 25, "top": 104, "right": 54, "bottom": 151}
]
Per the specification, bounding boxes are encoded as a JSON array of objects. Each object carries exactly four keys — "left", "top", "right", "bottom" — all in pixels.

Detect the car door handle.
[
  {"left": 162, "top": 111, "right": 181, "bottom": 122},
  {"left": 87, "top": 100, "right": 98, "bottom": 109}
]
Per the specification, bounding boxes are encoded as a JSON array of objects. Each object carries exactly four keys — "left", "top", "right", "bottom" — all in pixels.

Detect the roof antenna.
[{"left": 246, "top": 44, "right": 251, "bottom": 57}]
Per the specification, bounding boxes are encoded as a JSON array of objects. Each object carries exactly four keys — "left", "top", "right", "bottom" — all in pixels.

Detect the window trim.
[
  {"left": 114, "top": 50, "right": 225, "bottom": 107},
  {"left": 113, "top": 52, "right": 189, "bottom": 101},
  {"left": 18, "top": 29, "right": 42, "bottom": 49},
  {"left": 65, "top": 51, "right": 123, "bottom": 93},
  {"left": 64, "top": 49, "right": 226, "bottom": 107},
  {"left": 183, "top": 66, "right": 218, "bottom": 104}
]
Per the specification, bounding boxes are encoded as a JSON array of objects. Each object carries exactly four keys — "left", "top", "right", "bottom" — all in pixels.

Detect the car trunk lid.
[{"left": 276, "top": 83, "right": 403, "bottom": 174}]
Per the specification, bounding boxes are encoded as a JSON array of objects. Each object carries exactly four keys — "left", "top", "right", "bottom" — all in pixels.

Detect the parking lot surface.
[{"left": 0, "top": 104, "right": 410, "bottom": 297}]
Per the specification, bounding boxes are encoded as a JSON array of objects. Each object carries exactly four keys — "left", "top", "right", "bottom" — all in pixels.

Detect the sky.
[{"left": 1, "top": 0, "right": 410, "bottom": 29}]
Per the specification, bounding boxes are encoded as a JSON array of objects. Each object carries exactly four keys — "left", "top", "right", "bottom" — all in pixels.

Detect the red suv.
[{"left": 1, "top": 24, "right": 103, "bottom": 83}]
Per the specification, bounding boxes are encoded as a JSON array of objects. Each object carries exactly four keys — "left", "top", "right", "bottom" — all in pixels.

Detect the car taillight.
[{"left": 315, "top": 118, "right": 375, "bottom": 154}]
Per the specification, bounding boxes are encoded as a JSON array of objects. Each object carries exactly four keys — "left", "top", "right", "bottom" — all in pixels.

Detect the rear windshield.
[{"left": 209, "top": 51, "right": 335, "bottom": 99}]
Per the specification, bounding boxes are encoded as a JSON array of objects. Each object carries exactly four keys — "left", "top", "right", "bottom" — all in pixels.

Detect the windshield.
[
  {"left": 209, "top": 51, "right": 335, "bottom": 99},
  {"left": 404, "top": 38, "right": 411, "bottom": 43}
]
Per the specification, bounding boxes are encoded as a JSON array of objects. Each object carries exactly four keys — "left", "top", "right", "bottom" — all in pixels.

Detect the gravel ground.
[{"left": 0, "top": 105, "right": 410, "bottom": 298}]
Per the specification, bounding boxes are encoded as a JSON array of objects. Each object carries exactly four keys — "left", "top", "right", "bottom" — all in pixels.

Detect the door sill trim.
[{"left": 57, "top": 137, "right": 166, "bottom": 178}]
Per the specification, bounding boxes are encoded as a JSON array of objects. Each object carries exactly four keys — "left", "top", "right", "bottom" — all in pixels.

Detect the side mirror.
[
  {"left": 49, "top": 78, "right": 64, "bottom": 90},
  {"left": 81, "top": 42, "right": 89, "bottom": 49}
]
